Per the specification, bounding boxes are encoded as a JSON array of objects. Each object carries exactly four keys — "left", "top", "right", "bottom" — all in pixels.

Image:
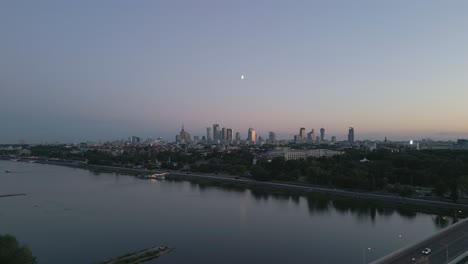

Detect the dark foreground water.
[{"left": 0, "top": 161, "right": 453, "bottom": 264}]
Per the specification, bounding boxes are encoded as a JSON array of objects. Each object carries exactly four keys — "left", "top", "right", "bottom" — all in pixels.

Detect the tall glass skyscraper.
[
  {"left": 348, "top": 127, "right": 355, "bottom": 143},
  {"left": 213, "top": 124, "right": 220, "bottom": 141}
]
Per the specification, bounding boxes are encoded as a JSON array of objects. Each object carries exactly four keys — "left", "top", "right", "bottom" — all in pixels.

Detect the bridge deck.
[{"left": 371, "top": 218, "right": 468, "bottom": 264}]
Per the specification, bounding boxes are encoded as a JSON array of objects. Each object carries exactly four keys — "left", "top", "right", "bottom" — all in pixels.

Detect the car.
[{"left": 421, "top": 248, "right": 431, "bottom": 255}]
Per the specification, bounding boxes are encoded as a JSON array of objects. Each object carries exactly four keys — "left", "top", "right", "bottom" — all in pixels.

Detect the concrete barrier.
[{"left": 449, "top": 248, "right": 468, "bottom": 264}]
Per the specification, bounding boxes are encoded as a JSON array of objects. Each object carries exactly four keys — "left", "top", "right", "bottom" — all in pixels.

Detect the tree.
[
  {"left": 399, "top": 185, "right": 415, "bottom": 197},
  {"left": 0, "top": 234, "right": 36, "bottom": 264},
  {"left": 433, "top": 181, "right": 448, "bottom": 197},
  {"left": 251, "top": 166, "right": 271, "bottom": 181}
]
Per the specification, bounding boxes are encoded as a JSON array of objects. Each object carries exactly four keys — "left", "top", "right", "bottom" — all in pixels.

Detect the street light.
[{"left": 363, "top": 247, "right": 371, "bottom": 264}]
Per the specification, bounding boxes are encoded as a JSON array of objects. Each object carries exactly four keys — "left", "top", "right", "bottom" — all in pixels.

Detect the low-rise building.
[{"left": 269, "top": 148, "right": 343, "bottom": 161}]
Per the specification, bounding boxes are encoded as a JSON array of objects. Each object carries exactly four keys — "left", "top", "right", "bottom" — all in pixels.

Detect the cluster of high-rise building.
[
  {"left": 293, "top": 127, "right": 355, "bottom": 145},
  {"left": 294, "top": 127, "right": 326, "bottom": 144},
  {"left": 207, "top": 124, "right": 241, "bottom": 144},
  {"left": 175, "top": 123, "right": 356, "bottom": 146},
  {"left": 176, "top": 124, "right": 259, "bottom": 145}
]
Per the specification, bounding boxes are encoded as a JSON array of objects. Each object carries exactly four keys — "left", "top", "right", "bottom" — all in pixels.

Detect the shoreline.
[
  {"left": 0, "top": 193, "right": 27, "bottom": 198},
  {"left": 4, "top": 158, "right": 468, "bottom": 212}
]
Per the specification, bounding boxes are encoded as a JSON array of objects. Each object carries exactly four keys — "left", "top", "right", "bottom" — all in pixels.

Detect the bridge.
[{"left": 371, "top": 218, "right": 468, "bottom": 264}]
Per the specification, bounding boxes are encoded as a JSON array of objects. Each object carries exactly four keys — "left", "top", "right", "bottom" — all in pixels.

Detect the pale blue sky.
[{"left": 1, "top": 0, "right": 468, "bottom": 143}]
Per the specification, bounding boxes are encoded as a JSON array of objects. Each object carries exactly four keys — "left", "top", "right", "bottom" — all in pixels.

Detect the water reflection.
[
  {"left": 166, "top": 178, "right": 454, "bottom": 227},
  {"left": 250, "top": 189, "right": 269, "bottom": 201},
  {"left": 290, "top": 195, "right": 300, "bottom": 205},
  {"left": 433, "top": 215, "right": 450, "bottom": 228},
  {"left": 395, "top": 209, "right": 417, "bottom": 219},
  {"left": 306, "top": 195, "right": 330, "bottom": 214}
]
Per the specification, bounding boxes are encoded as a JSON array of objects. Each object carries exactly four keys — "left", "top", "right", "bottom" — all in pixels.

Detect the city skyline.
[
  {"left": 2, "top": 1, "right": 468, "bottom": 143},
  {"left": 1, "top": 122, "right": 468, "bottom": 144}
]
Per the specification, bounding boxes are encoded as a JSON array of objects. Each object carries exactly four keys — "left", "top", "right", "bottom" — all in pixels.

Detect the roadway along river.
[{"left": 0, "top": 161, "right": 457, "bottom": 264}]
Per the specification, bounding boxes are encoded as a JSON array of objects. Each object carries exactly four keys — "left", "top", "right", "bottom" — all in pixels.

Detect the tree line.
[{"left": 251, "top": 149, "right": 468, "bottom": 202}]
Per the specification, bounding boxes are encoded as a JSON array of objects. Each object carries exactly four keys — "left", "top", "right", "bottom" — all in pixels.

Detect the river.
[{"left": 0, "top": 161, "right": 453, "bottom": 263}]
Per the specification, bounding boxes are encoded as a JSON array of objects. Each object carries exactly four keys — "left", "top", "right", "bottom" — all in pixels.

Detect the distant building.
[
  {"left": 268, "top": 132, "right": 276, "bottom": 143},
  {"left": 227, "top": 129, "right": 233, "bottom": 141},
  {"left": 213, "top": 124, "right": 220, "bottom": 141},
  {"left": 299, "top": 127, "right": 306, "bottom": 141},
  {"left": 248, "top": 128, "right": 256, "bottom": 144},
  {"left": 456, "top": 139, "right": 468, "bottom": 150},
  {"left": 320, "top": 128, "right": 325, "bottom": 141},
  {"left": 307, "top": 129, "right": 316, "bottom": 143},
  {"left": 269, "top": 148, "right": 343, "bottom": 161},
  {"left": 294, "top": 135, "right": 301, "bottom": 143},
  {"left": 222, "top": 127, "right": 227, "bottom": 141},
  {"left": 128, "top": 136, "right": 141, "bottom": 144},
  {"left": 348, "top": 127, "right": 355, "bottom": 144},
  {"left": 331, "top": 136, "right": 336, "bottom": 143},
  {"left": 235, "top": 132, "right": 241, "bottom": 141},
  {"left": 178, "top": 125, "right": 191, "bottom": 144},
  {"left": 206, "top": 127, "right": 212, "bottom": 142},
  {"left": 258, "top": 136, "right": 264, "bottom": 145}
]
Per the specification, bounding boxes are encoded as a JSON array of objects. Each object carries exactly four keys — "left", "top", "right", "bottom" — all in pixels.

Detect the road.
[{"left": 371, "top": 218, "right": 468, "bottom": 264}]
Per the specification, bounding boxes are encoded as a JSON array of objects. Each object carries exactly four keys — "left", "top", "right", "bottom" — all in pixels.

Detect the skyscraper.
[
  {"left": 179, "top": 125, "right": 190, "bottom": 143},
  {"left": 213, "top": 124, "right": 220, "bottom": 141},
  {"left": 320, "top": 128, "right": 325, "bottom": 141},
  {"left": 348, "top": 127, "right": 355, "bottom": 143},
  {"left": 128, "top": 136, "right": 141, "bottom": 144},
  {"left": 227, "top": 129, "right": 233, "bottom": 141},
  {"left": 299, "top": 127, "right": 306, "bottom": 141},
  {"left": 206, "top": 127, "right": 212, "bottom": 142},
  {"left": 268, "top": 132, "right": 276, "bottom": 142},
  {"left": 248, "top": 128, "right": 256, "bottom": 144},
  {"left": 235, "top": 132, "right": 240, "bottom": 141},
  {"left": 222, "top": 127, "right": 227, "bottom": 141},
  {"left": 307, "top": 129, "right": 316, "bottom": 143}
]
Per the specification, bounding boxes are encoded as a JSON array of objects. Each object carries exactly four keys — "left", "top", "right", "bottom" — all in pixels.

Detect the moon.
[{"left": 241, "top": 75, "right": 245, "bottom": 80}]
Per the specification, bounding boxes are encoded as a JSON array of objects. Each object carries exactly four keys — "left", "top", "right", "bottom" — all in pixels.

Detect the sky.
[{"left": 1, "top": 0, "right": 468, "bottom": 143}]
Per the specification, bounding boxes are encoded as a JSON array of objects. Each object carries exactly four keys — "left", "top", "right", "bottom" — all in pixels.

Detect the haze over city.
[{"left": 2, "top": 0, "right": 468, "bottom": 143}]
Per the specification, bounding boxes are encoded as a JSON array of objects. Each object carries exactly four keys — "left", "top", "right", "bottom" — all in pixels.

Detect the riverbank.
[
  {"left": 0, "top": 193, "right": 26, "bottom": 198},
  {"left": 4, "top": 158, "right": 468, "bottom": 212}
]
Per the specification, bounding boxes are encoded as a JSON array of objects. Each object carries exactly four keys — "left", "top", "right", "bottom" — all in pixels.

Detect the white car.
[{"left": 421, "top": 248, "right": 431, "bottom": 255}]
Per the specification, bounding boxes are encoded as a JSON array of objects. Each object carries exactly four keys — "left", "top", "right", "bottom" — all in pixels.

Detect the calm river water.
[{"left": 0, "top": 161, "right": 453, "bottom": 263}]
